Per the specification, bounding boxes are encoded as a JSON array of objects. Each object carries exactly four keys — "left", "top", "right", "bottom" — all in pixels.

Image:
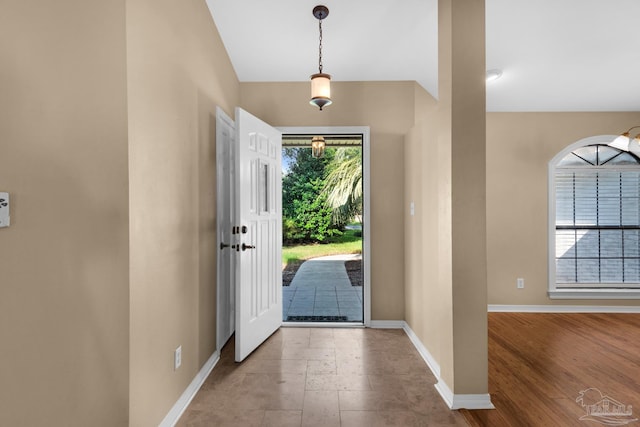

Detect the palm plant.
[{"left": 321, "top": 148, "right": 362, "bottom": 225}]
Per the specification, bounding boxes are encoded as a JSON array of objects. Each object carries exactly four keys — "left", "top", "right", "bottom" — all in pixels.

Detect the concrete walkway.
[{"left": 283, "top": 254, "right": 363, "bottom": 322}]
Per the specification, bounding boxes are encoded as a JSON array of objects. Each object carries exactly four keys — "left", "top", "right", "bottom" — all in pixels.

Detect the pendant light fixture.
[
  {"left": 311, "top": 136, "right": 326, "bottom": 158},
  {"left": 610, "top": 126, "right": 640, "bottom": 152},
  {"left": 310, "top": 5, "right": 332, "bottom": 111}
]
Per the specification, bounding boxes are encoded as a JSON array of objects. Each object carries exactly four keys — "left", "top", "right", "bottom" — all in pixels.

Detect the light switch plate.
[
  {"left": 174, "top": 345, "right": 182, "bottom": 370},
  {"left": 0, "top": 192, "right": 9, "bottom": 228}
]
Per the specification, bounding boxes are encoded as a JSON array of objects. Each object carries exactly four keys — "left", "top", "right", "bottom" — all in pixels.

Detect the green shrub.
[{"left": 282, "top": 148, "right": 342, "bottom": 244}]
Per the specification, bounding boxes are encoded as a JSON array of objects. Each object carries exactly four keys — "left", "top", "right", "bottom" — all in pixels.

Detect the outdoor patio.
[{"left": 282, "top": 254, "right": 363, "bottom": 322}]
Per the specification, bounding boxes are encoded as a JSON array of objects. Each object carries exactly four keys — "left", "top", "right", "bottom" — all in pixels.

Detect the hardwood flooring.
[
  {"left": 461, "top": 312, "right": 640, "bottom": 427},
  {"left": 177, "top": 327, "right": 467, "bottom": 426}
]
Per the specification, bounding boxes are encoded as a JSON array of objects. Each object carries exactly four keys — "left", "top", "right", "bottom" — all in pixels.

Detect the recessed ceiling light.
[{"left": 486, "top": 69, "right": 503, "bottom": 83}]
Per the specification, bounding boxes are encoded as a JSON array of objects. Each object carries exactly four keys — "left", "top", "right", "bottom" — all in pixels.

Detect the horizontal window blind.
[{"left": 555, "top": 169, "right": 640, "bottom": 286}]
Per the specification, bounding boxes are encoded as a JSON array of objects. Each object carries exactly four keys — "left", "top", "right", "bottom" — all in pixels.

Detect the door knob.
[
  {"left": 241, "top": 243, "right": 255, "bottom": 251},
  {"left": 220, "top": 242, "right": 230, "bottom": 250}
]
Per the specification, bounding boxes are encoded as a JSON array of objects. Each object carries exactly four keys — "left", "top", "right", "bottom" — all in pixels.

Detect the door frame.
[
  {"left": 278, "top": 126, "right": 371, "bottom": 327},
  {"left": 215, "top": 107, "right": 236, "bottom": 353}
]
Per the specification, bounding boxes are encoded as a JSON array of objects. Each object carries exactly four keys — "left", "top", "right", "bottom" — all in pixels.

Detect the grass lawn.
[{"left": 282, "top": 229, "right": 362, "bottom": 267}]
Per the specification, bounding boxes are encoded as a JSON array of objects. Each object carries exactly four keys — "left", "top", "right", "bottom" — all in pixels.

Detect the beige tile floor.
[{"left": 177, "top": 328, "right": 468, "bottom": 427}]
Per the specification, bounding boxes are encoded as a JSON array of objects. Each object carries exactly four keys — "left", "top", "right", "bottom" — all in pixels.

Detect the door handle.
[
  {"left": 241, "top": 243, "right": 255, "bottom": 251},
  {"left": 220, "top": 242, "right": 230, "bottom": 250}
]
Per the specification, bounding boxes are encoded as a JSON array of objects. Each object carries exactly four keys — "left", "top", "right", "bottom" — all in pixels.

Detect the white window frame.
[{"left": 548, "top": 135, "right": 640, "bottom": 299}]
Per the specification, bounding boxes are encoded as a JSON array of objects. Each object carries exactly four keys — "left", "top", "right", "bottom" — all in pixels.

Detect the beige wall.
[
  {"left": 404, "top": 86, "right": 448, "bottom": 378},
  {"left": 127, "top": 0, "right": 239, "bottom": 425},
  {"left": 406, "top": 107, "right": 640, "bottom": 396},
  {"left": 1, "top": 1, "right": 238, "bottom": 425},
  {"left": 405, "top": 109, "right": 640, "bottom": 396},
  {"left": 487, "top": 112, "right": 640, "bottom": 307},
  {"left": 0, "top": 1, "right": 130, "bottom": 426},
  {"left": 404, "top": 0, "right": 489, "bottom": 397},
  {"left": 240, "top": 81, "right": 413, "bottom": 320}
]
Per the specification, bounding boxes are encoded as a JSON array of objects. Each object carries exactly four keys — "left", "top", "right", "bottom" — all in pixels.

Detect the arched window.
[{"left": 549, "top": 135, "right": 640, "bottom": 298}]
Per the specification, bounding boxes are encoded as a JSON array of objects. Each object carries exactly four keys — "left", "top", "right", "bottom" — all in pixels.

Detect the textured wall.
[
  {"left": 0, "top": 1, "right": 130, "bottom": 425},
  {"left": 126, "top": 0, "right": 239, "bottom": 425}
]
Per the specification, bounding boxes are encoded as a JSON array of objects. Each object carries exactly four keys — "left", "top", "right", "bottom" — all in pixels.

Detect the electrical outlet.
[
  {"left": 517, "top": 278, "right": 525, "bottom": 289},
  {"left": 174, "top": 345, "right": 182, "bottom": 370},
  {"left": 0, "top": 192, "right": 9, "bottom": 228}
]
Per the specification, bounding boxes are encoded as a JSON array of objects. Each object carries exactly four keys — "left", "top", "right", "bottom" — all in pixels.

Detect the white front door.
[
  {"left": 215, "top": 107, "right": 235, "bottom": 351},
  {"left": 234, "top": 107, "right": 282, "bottom": 362}
]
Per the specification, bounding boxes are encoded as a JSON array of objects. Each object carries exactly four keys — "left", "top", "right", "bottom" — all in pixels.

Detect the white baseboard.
[
  {"left": 369, "top": 320, "right": 405, "bottom": 329},
  {"left": 435, "top": 380, "right": 495, "bottom": 410},
  {"left": 402, "top": 322, "right": 440, "bottom": 379},
  {"left": 402, "top": 321, "right": 494, "bottom": 411},
  {"left": 159, "top": 350, "right": 220, "bottom": 427},
  {"left": 489, "top": 304, "right": 640, "bottom": 313}
]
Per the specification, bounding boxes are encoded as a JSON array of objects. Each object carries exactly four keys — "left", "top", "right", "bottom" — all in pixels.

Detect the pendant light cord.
[{"left": 318, "top": 19, "right": 323, "bottom": 73}]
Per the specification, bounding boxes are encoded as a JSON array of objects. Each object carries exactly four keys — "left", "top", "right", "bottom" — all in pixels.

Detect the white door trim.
[{"left": 278, "top": 126, "right": 372, "bottom": 327}]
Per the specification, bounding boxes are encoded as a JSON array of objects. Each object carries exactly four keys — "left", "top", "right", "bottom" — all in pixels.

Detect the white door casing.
[
  {"left": 215, "top": 107, "right": 235, "bottom": 352},
  {"left": 235, "top": 108, "right": 283, "bottom": 362}
]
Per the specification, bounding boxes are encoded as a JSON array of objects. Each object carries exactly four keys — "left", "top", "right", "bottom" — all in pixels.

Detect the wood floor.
[
  {"left": 461, "top": 312, "right": 640, "bottom": 427},
  {"left": 177, "top": 327, "right": 467, "bottom": 427}
]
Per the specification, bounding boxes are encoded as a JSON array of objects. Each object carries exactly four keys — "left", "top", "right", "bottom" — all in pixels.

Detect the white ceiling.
[{"left": 206, "top": 0, "right": 640, "bottom": 112}]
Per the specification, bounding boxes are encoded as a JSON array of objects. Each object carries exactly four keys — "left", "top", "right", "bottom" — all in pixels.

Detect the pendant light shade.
[
  {"left": 610, "top": 126, "right": 640, "bottom": 151},
  {"left": 310, "top": 73, "right": 332, "bottom": 110},
  {"left": 610, "top": 131, "right": 631, "bottom": 151},
  {"left": 310, "top": 5, "right": 332, "bottom": 111},
  {"left": 629, "top": 136, "right": 640, "bottom": 157}
]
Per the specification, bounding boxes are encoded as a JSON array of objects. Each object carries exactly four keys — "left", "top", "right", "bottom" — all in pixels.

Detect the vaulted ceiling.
[{"left": 206, "top": 0, "right": 640, "bottom": 112}]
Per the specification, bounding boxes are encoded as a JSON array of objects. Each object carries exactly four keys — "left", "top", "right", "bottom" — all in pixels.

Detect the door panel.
[{"left": 235, "top": 108, "right": 282, "bottom": 362}]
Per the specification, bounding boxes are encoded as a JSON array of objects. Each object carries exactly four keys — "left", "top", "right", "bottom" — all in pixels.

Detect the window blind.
[{"left": 555, "top": 169, "right": 640, "bottom": 286}]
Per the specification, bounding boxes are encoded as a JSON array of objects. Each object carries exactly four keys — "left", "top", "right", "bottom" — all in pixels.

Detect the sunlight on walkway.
[{"left": 283, "top": 254, "right": 363, "bottom": 322}]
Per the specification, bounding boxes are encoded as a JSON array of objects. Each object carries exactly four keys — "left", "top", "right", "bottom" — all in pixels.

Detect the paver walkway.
[{"left": 283, "top": 253, "right": 363, "bottom": 322}]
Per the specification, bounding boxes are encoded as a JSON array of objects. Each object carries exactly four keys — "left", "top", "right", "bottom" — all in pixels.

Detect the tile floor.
[{"left": 177, "top": 328, "right": 468, "bottom": 427}]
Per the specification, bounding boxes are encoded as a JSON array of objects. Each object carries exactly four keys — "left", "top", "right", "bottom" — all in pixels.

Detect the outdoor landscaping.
[{"left": 282, "top": 228, "right": 362, "bottom": 286}]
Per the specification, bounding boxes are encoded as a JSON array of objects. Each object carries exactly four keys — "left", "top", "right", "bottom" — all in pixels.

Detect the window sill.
[{"left": 549, "top": 288, "right": 640, "bottom": 299}]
